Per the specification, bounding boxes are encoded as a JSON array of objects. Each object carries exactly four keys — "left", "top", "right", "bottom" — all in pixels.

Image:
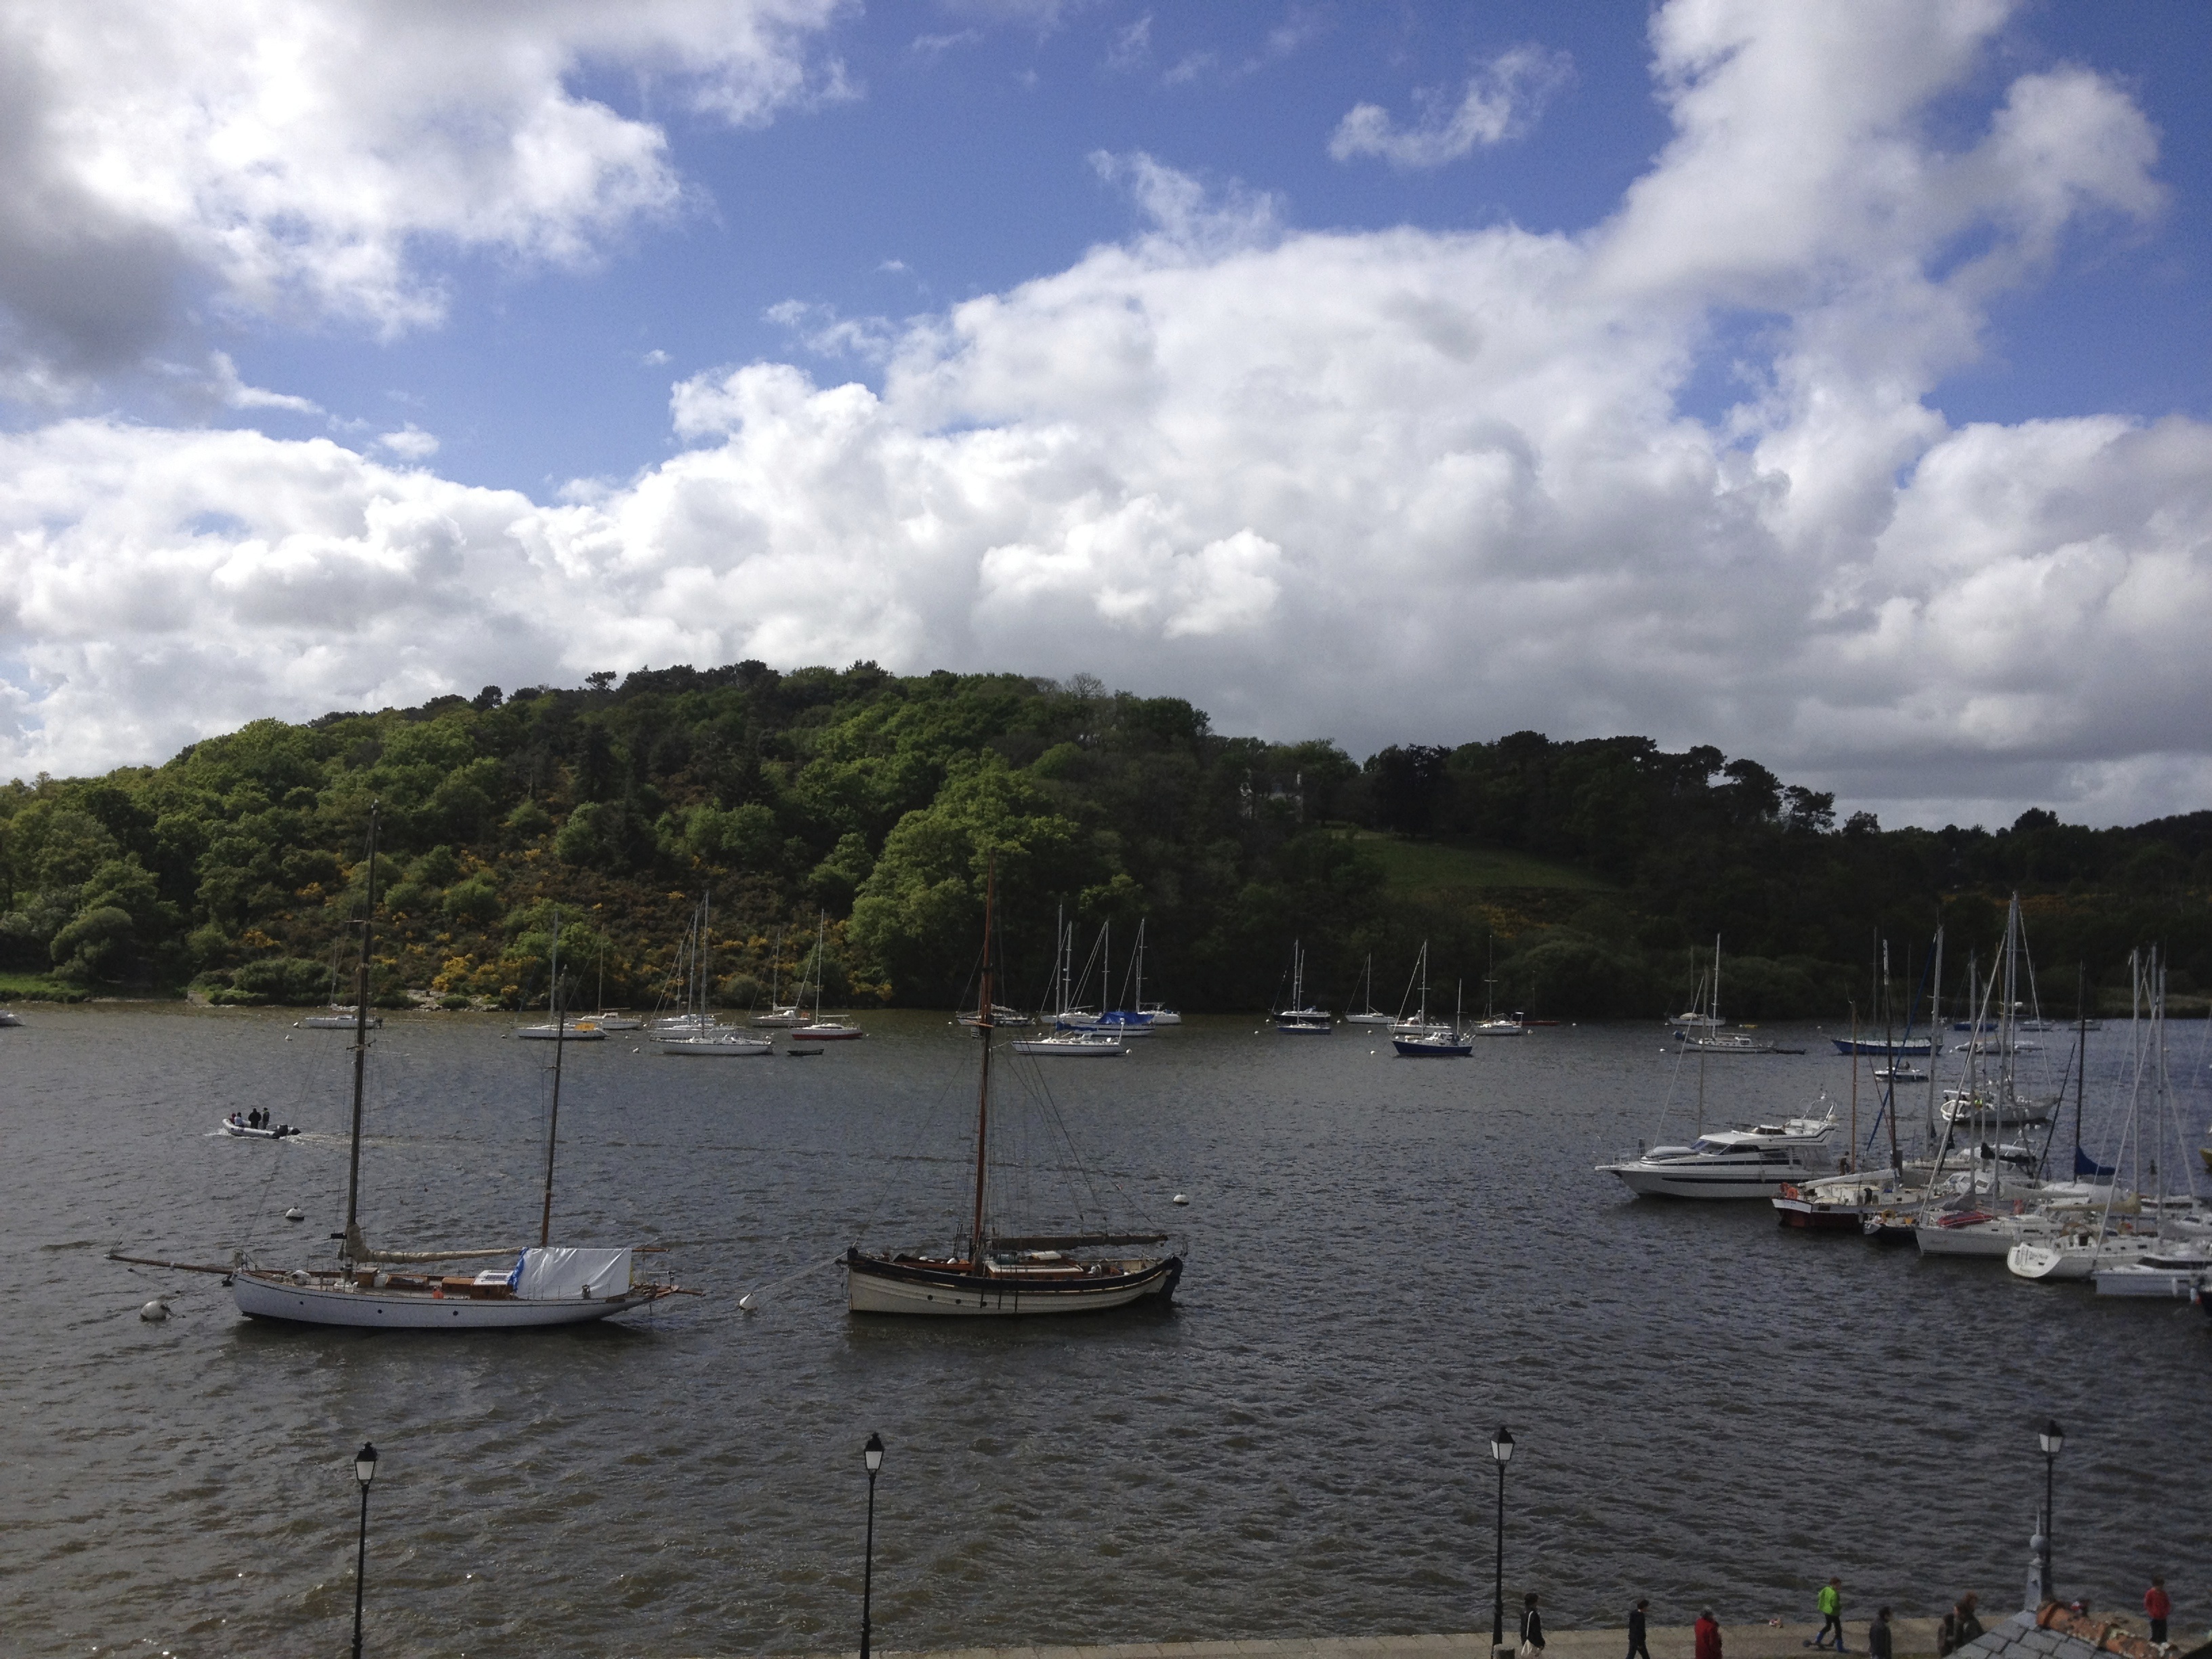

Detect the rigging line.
[{"left": 735, "top": 1254, "right": 846, "bottom": 1311}]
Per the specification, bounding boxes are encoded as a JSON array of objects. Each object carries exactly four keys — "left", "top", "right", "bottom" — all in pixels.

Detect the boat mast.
[
  {"left": 342, "top": 802, "right": 380, "bottom": 1260},
  {"left": 2072, "top": 963, "right": 2089, "bottom": 1175},
  {"left": 541, "top": 909, "right": 565, "bottom": 1248},
  {"left": 970, "top": 858, "right": 997, "bottom": 1269},
  {"left": 1923, "top": 926, "right": 1944, "bottom": 1156},
  {"left": 1882, "top": 939, "right": 1902, "bottom": 1176}
]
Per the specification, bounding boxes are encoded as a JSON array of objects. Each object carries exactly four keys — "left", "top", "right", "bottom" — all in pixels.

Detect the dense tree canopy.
[{"left": 2, "top": 663, "right": 2206, "bottom": 1017}]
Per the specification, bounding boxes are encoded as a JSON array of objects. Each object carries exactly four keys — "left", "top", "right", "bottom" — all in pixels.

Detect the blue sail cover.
[{"left": 2074, "top": 1146, "right": 2116, "bottom": 1180}]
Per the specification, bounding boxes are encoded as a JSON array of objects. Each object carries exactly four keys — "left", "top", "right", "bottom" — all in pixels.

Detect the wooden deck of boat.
[{"left": 766, "top": 1616, "right": 1946, "bottom": 1659}]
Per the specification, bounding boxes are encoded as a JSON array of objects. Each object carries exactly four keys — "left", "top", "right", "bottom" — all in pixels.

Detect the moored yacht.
[{"left": 1597, "top": 1111, "right": 1840, "bottom": 1199}]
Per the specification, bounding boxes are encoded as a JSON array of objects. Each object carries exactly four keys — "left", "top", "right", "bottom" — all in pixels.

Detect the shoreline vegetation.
[{"left": 3, "top": 662, "right": 2208, "bottom": 1018}]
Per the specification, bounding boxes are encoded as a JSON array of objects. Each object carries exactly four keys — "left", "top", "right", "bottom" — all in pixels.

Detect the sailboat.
[
  {"left": 1098, "top": 920, "right": 1169, "bottom": 1035},
  {"left": 845, "top": 861, "right": 1181, "bottom": 1314},
  {"left": 657, "top": 892, "right": 770, "bottom": 1055},
  {"left": 1344, "top": 955, "right": 1391, "bottom": 1024},
  {"left": 1394, "top": 980, "right": 1473, "bottom": 1057},
  {"left": 752, "top": 924, "right": 810, "bottom": 1026},
  {"left": 1673, "top": 938, "right": 1774, "bottom": 1054},
  {"left": 1471, "top": 938, "right": 1529, "bottom": 1036},
  {"left": 207, "top": 806, "right": 689, "bottom": 1328},
  {"left": 792, "top": 912, "right": 865, "bottom": 1040},
  {"left": 296, "top": 940, "right": 384, "bottom": 1029},
  {"left": 1013, "top": 910, "right": 1125, "bottom": 1055},
  {"left": 1275, "top": 940, "right": 1332, "bottom": 1033},
  {"left": 1390, "top": 943, "right": 1450, "bottom": 1038}
]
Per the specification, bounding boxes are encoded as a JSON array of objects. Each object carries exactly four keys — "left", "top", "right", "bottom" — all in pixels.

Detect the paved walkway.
[{"left": 777, "top": 1616, "right": 1947, "bottom": 1659}]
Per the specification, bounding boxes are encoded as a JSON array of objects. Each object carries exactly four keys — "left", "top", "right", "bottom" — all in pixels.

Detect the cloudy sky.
[{"left": 2, "top": 0, "right": 2207, "bottom": 828}]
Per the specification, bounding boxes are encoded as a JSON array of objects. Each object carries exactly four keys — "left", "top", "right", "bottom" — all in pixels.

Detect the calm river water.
[{"left": 3, "top": 1006, "right": 2208, "bottom": 1658}]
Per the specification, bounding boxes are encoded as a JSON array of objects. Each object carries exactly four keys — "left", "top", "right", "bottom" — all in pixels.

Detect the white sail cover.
[{"left": 513, "top": 1247, "right": 631, "bottom": 1301}]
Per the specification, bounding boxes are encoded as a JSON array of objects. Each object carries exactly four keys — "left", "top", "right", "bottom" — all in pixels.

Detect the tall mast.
[
  {"left": 1924, "top": 926, "right": 1944, "bottom": 1155},
  {"left": 1882, "top": 939, "right": 1902, "bottom": 1176},
  {"left": 342, "top": 802, "right": 381, "bottom": 1258},
  {"left": 541, "top": 909, "right": 565, "bottom": 1247},
  {"left": 1713, "top": 935, "right": 1722, "bottom": 1027},
  {"left": 970, "top": 858, "right": 997, "bottom": 1270},
  {"left": 2073, "top": 963, "right": 2089, "bottom": 1173}
]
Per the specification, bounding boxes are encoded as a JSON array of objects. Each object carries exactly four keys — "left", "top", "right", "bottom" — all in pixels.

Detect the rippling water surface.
[{"left": 4, "top": 1006, "right": 2209, "bottom": 1658}]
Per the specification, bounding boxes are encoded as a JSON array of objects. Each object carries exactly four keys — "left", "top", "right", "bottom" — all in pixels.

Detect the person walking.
[
  {"left": 2144, "top": 1578, "right": 2170, "bottom": 1645},
  {"left": 1809, "top": 1578, "right": 1846, "bottom": 1652},
  {"left": 1628, "top": 1598, "right": 1652, "bottom": 1659},
  {"left": 1695, "top": 1609, "right": 1724, "bottom": 1659},
  {"left": 1869, "top": 1608, "right": 1893, "bottom": 1659},
  {"left": 1519, "top": 1593, "right": 1547, "bottom": 1658}
]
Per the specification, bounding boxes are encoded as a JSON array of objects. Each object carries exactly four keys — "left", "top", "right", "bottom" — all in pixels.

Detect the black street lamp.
[
  {"left": 2038, "top": 1420, "right": 2063, "bottom": 1595},
  {"left": 861, "top": 1433, "right": 885, "bottom": 1659},
  {"left": 351, "top": 1442, "right": 378, "bottom": 1659},
  {"left": 1490, "top": 1428, "right": 1515, "bottom": 1656}
]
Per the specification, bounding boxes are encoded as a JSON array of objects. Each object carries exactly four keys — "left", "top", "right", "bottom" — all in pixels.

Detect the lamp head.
[
  {"left": 2039, "top": 1419, "right": 2064, "bottom": 1457},
  {"left": 863, "top": 1431, "right": 884, "bottom": 1475},
  {"left": 354, "top": 1442, "right": 378, "bottom": 1487},
  {"left": 1491, "top": 1427, "right": 1515, "bottom": 1465}
]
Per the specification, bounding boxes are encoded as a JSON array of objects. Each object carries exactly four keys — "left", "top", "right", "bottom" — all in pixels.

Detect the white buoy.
[
  {"left": 140, "top": 1299, "right": 170, "bottom": 1322},
  {"left": 284, "top": 1206, "right": 305, "bottom": 1222},
  {"left": 737, "top": 1293, "right": 757, "bottom": 1312}
]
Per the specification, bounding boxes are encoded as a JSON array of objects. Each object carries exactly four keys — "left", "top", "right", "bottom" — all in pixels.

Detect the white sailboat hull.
[
  {"left": 232, "top": 1271, "right": 657, "bottom": 1329},
  {"left": 846, "top": 1254, "right": 1180, "bottom": 1315},
  {"left": 658, "top": 1035, "right": 773, "bottom": 1056}
]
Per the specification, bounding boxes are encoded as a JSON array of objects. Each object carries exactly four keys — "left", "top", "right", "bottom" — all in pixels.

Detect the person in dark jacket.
[
  {"left": 1629, "top": 1598, "right": 1652, "bottom": 1659},
  {"left": 1521, "top": 1593, "right": 1546, "bottom": 1654},
  {"left": 1868, "top": 1607, "right": 1893, "bottom": 1659},
  {"left": 1695, "top": 1610, "right": 1723, "bottom": 1659}
]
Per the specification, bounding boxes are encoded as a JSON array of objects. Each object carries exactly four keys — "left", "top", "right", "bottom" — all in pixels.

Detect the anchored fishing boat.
[{"left": 845, "top": 862, "right": 1181, "bottom": 1316}]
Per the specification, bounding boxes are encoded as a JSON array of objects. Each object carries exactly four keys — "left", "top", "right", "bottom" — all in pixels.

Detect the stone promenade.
[{"left": 775, "top": 1616, "right": 1947, "bottom": 1659}]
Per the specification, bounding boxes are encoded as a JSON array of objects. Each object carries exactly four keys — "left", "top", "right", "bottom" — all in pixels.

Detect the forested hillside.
[{"left": 3, "top": 661, "right": 2208, "bottom": 1018}]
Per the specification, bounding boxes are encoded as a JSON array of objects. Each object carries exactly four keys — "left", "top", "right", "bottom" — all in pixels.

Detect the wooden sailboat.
[
  {"left": 220, "top": 806, "right": 689, "bottom": 1328},
  {"left": 846, "top": 862, "right": 1181, "bottom": 1314}
]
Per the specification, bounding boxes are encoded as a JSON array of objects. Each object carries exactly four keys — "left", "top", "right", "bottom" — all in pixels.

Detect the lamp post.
[
  {"left": 861, "top": 1433, "right": 884, "bottom": 1659},
  {"left": 2038, "top": 1420, "right": 2063, "bottom": 1596},
  {"left": 1490, "top": 1427, "right": 1515, "bottom": 1656},
  {"left": 351, "top": 1442, "right": 378, "bottom": 1659}
]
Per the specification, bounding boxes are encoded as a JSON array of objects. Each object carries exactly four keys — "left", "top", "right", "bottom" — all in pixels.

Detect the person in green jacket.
[{"left": 1808, "top": 1578, "right": 1846, "bottom": 1652}]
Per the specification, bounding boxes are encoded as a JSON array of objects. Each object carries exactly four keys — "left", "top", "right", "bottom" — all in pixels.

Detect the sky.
[{"left": 1, "top": 0, "right": 2209, "bottom": 830}]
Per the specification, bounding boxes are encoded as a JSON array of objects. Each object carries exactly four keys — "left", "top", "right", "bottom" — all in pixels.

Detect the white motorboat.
[
  {"left": 2007, "top": 1229, "right": 2167, "bottom": 1282},
  {"left": 846, "top": 861, "right": 1179, "bottom": 1316},
  {"left": 591, "top": 1011, "right": 642, "bottom": 1031},
  {"left": 172, "top": 810, "right": 689, "bottom": 1330},
  {"left": 0, "top": 1007, "right": 22, "bottom": 1027},
  {"left": 1597, "top": 1112, "right": 1841, "bottom": 1199}
]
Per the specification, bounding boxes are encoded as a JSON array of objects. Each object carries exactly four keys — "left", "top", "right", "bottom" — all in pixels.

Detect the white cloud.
[
  {"left": 1, "top": 0, "right": 2204, "bottom": 831},
  {"left": 375, "top": 425, "right": 441, "bottom": 462},
  {"left": 1330, "top": 45, "right": 1572, "bottom": 168},
  {"left": 0, "top": 0, "right": 848, "bottom": 388}
]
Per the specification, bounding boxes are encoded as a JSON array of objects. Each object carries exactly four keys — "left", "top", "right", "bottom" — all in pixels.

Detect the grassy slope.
[
  {"left": 0, "top": 971, "right": 93, "bottom": 1002},
  {"left": 1339, "top": 830, "right": 1612, "bottom": 894}
]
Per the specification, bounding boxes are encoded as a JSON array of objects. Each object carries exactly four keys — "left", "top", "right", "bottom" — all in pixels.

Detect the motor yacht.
[{"left": 1597, "top": 1111, "right": 1839, "bottom": 1199}]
